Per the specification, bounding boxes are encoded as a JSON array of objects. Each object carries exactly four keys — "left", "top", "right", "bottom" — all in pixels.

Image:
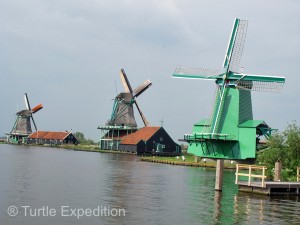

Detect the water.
[{"left": 0, "top": 144, "right": 299, "bottom": 225}]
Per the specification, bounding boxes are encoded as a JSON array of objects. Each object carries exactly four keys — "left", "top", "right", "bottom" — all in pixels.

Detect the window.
[{"left": 160, "top": 137, "right": 163, "bottom": 141}]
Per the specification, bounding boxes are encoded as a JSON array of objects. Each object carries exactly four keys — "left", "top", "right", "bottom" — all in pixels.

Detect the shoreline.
[
  {"left": 140, "top": 157, "right": 236, "bottom": 169},
  {"left": 5, "top": 143, "right": 237, "bottom": 168}
]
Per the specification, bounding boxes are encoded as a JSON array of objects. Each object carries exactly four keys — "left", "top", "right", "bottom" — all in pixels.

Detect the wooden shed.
[
  {"left": 27, "top": 131, "right": 79, "bottom": 145},
  {"left": 119, "top": 126, "right": 181, "bottom": 155}
]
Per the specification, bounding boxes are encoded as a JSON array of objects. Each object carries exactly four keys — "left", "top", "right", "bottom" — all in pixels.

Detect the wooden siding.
[{"left": 119, "top": 127, "right": 181, "bottom": 154}]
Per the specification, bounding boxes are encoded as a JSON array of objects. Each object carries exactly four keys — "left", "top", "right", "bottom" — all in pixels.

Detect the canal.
[{"left": 0, "top": 144, "right": 299, "bottom": 224}]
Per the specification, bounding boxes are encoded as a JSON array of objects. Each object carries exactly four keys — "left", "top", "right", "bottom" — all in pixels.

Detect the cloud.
[{"left": 0, "top": 0, "right": 299, "bottom": 141}]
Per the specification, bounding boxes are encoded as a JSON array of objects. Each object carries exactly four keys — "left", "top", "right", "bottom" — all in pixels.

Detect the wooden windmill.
[
  {"left": 7, "top": 93, "right": 43, "bottom": 144},
  {"left": 173, "top": 18, "right": 285, "bottom": 160},
  {"left": 98, "top": 69, "right": 152, "bottom": 150},
  {"left": 108, "top": 68, "right": 152, "bottom": 127}
]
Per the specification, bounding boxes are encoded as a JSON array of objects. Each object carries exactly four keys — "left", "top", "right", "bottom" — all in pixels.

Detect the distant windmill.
[
  {"left": 7, "top": 93, "right": 43, "bottom": 143},
  {"left": 108, "top": 68, "right": 152, "bottom": 127},
  {"left": 98, "top": 68, "right": 152, "bottom": 150},
  {"left": 173, "top": 18, "right": 285, "bottom": 160}
]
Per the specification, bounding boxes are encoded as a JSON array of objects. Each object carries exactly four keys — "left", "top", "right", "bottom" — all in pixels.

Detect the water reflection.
[
  {"left": 233, "top": 192, "right": 300, "bottom": 225},
  {"left": 213, "top": 191, "right": 222, "bottom": 225}
]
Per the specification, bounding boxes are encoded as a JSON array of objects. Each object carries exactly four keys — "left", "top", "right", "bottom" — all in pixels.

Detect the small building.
[
  {"left": 118, "top": 126, "right": 181, "bottom": 155},
  {"left": 27, "top": 131, "right": 79, "bottom": 145},
  {"left": 98, "top": 125, "right": 137, "bottom": 150},
  {"left": 0, "top": 137, "right": 7, "bottom": 144}
]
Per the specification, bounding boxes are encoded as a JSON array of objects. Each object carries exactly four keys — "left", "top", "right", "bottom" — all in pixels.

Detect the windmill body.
[
  {"left": 98, "top": 69, "right": 152, "bottom": 150},
  {"left": 11, "top": 110, "right": 33, "bottom": 136},
  {"left": 173, "top": 18, "right": 285, "bottom": 160},
  {"left": 7, "top": 93, "right": 43, "bottom": 144},
  {"left": 109, "top": 92, "right": 137, "bottom": 128}
]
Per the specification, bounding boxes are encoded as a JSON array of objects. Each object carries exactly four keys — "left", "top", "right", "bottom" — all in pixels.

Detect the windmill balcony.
[{"left": 184, "top": 133, "right": 237, "bottom": 142}]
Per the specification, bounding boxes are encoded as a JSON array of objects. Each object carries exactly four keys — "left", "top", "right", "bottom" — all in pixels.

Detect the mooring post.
[
  {"left": 274, "top": 160, "right": 282, "bottom": 181},
  {"left": 215, "top": 159, "right": 224, "bottom": 191}
]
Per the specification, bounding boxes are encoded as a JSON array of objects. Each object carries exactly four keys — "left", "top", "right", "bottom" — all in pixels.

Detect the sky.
[{"left": 0, "top": 0, "right": 299, "bottom": 142}]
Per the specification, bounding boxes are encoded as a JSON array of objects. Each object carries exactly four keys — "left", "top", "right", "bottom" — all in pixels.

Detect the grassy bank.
[
  {"left": 59, "top": 144, "right": 136, "bottom": 154},
  {"left": 141, "top": 154, "right": 236, "bottom": 169}
]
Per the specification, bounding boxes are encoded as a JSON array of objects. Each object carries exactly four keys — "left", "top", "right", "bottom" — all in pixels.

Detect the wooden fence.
[{"left": 235, "top": 164, "right": 267, "bottom": 187}]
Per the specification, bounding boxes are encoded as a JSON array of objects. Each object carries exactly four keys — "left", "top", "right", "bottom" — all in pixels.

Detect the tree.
[
  {"left": 74, "top": 132, "right": 95, "bottom": 145},
  {"left": 256, "top": 122, "right": 300, "bottom": 181}
]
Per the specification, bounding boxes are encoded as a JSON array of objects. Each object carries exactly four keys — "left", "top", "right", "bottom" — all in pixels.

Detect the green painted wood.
[
  {"left": 223, "top": 18, "right": 240, "bottom": 69},
  {"left": 173, "top": 18, "right": 285, "bottom": 160}
]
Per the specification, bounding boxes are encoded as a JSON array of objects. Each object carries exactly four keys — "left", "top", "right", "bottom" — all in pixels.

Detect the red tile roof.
[
  {"left": 120, "top": 126, "right": 161, "bottom": 145},
  {"left": 28, "top": 131, "right": 74, "bottom": 140}
]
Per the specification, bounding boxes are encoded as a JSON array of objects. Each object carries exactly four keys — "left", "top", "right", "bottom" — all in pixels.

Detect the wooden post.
[
  {"left": 235, "top": 164, "right": 239, "bottom": 184},
  {"left": 274, "top": 160, "right": 282, "bottom": 181},
  {"left": 215, "top": 159, "right": 224, "bottom": 191},
  {"left": 248, "top": 165, "right": 252, "bottom": 186},
  {"left": 262, "top": 166, "right": 266, "bottom": 187}
]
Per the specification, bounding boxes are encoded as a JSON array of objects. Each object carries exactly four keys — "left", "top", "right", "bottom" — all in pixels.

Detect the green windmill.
[{"left": 173, "top": 18, "right": 285, "bottom": 160}]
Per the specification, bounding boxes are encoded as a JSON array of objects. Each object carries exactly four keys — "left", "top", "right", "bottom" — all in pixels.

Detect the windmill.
[
  {"left": 108, "top": 68, "right": 152, "bottom": 127},
  {"left": 98, "top": 68, "right": 152, "bottom": 150},
  {"left": 7, "top": 93, "right": 43, "bottom": 143},
  {"left": 173, "top": 18, "right": 285, "bottom": 160}
]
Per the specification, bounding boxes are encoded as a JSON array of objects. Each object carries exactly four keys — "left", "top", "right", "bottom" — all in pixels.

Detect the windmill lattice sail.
[
  {"left": 236, "top": 80, "right": 284, "bottom": 92},
  {"left": 226, "top": 19, "right": 248, "bottom": 73},
  {"left": 174, "top": 66, "right": 220, "bottom": 79}
]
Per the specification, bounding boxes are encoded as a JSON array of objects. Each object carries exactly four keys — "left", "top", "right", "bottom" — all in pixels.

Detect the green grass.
[
  {"left": 141, "top": 154, "right": 236, "bottom": 169},
  {"left": 142, "top": 154, "right": 196, "bottom": 162}
]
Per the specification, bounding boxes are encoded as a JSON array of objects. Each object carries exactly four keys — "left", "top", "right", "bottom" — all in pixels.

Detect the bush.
[{"left": 256, "top": 122, "right": 300, "bottom": 181}]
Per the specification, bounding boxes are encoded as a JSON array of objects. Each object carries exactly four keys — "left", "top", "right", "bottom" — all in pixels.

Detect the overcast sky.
[{"left": 0, "top": 0, "right": 299, "bottom": 142}]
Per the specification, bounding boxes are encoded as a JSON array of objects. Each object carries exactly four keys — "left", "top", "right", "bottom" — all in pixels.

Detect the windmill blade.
[
  {"left": 227, "top": 73, "right": 285, "bottom": 92},
  {"left": 236, "top": 80, "right": 285, "bottom": 92},
  {"left": 133, "top": 80, "right": 152, "bottom": 98},
  {"left": 31, "top": 115, "right": 38, "bottom": 131},
  {"left": 173, "top": 65, "right": 222, "bottom": 80},
  {"left": 32, "top": 104, "right": 43, "bottom": 114},
  {"left": 223, "top": 18, "right": 248, "bottom": 73},
  {"left": 119, "top": 68, "right": 133, "bottom": 93},
  {"left": 229, "top": 73, "right": 285, "bottom": 83},
  {"left": 134, "top": 101, "right": 149, "bottom": 126},
  {"left": 24, "top": 93, "right": 31, "bottom": 110}
]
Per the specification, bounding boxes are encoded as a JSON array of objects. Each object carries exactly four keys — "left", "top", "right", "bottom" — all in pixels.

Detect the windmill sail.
[
  {"left": 24, "top": 93, "right": 31, "bottom": 110},
  {"left": 120, "top": 69, "right": 133, "bottom": 93},
  {"left": 173, "top": 66, "right": 221, "bottom": 80},
  {"left": 135, "top": 101, "right": 149, "bottom": 126},
  {"left": 236, "top": 80, "right": 284, "bottom": 92},
  {"left": 133, "top": 80, "right": 152, "bottom": 97},
  {"left": 32, "top": 104, "right": 43, "bottom": 113},
  {"left": 223, "top": 18, "right": 248, "bottom": 73}
]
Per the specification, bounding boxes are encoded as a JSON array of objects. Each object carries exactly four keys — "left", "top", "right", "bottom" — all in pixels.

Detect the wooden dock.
[{"left": 235, "top": 164, "right": 300, "bottom": 195}]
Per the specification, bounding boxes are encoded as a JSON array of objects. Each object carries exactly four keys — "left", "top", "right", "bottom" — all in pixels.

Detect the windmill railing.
[
  {"left": 98, "top": 125, "right": 138, "bottom": 130},
  {"left": 184, "top": 133, "right": 237, "bottom": 142}
]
